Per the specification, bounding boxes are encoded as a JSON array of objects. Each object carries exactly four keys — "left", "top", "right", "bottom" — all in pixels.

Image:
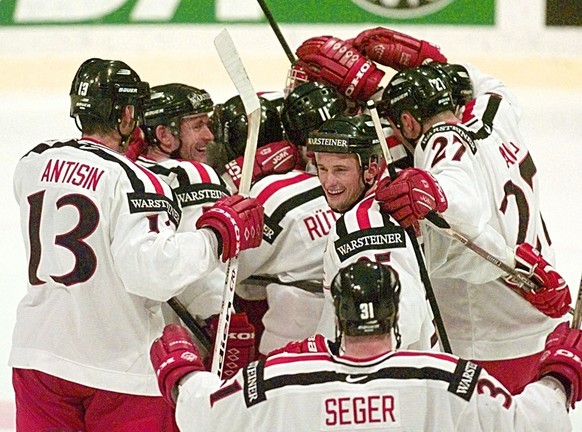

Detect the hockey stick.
[
  {"left": 167, "top": 297, "right": 212, "bottom": 353},
  {"left": 368, "top": 101, "right": 574, "bottom": 316},
  {"left": 256, "top": 0, "right": 296, "bottom": 64},
  {"left": 572, "top": 276, "right": 582, "bottom": 329},
  {"left": 368, "top": 100, "right": 452, "bottom": 353},
  {"left": 212, "top": 29, "right": 261, "bottom": 377}
]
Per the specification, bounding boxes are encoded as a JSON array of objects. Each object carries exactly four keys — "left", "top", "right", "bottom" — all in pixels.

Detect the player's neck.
[
  {"left": 83, "top": 132, "right": 122, "bottom": 152},
  {"left": 342, "top": 334, "right": 392, "bottom": 359}
]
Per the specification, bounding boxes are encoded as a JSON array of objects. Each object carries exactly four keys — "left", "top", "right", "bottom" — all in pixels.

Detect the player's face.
[
  {"left": 178, "top": 113, "right": 214, "bottom": 162},
  {"left": 316, "top": 152, "right": 364, "bottom": 213}
]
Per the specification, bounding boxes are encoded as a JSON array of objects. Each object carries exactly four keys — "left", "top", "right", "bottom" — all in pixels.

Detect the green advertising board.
[{"left": 0, "top": 0, "right": 494, "bottom": 26}]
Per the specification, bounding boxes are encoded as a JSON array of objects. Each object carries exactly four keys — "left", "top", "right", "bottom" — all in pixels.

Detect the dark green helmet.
[
  {"left": 307, "top": 113, "right": 382, "bottom": 170},
  {"left": 211, "top": 95, "right": 284, "bottom": 161},
  {"left": 332, "top": 259, "right": 400, "bottom": 337},
  {"left": 379, "top": 64, "right": 455, "bottom": 131},
  {"left": 431, "top": 63, "right": 473, "bottom": 108},
  {"left": 69, "top": 58, "right": 149, "bottom": 129},
  {"left": 281, "top": 81, "right": 347, "bottom": 147},
  {"left": 142, "top": 83, "right": 214, "bottom": 144}
]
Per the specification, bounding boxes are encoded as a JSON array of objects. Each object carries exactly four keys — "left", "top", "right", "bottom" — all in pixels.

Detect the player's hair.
[
  {"left": 379, "top": 64, "right": 455, "bottom": 131},
  {"left": 141, "top": 83, "right": 214, "bottom": 146},
  {"left": 211, "top": 95, "right": 284, "bottom": 161},
  {"left": 331, "top": 258, "right": 401, "bottom": 341},
  {"left": 69, "top": 58, "right": 149, "bottom": 133},
  {"left": 306, "top": 113, "right": 382, "bottom": 171},
  {"left": 281, "top": 81, "right": 347, "bottom": 147}
]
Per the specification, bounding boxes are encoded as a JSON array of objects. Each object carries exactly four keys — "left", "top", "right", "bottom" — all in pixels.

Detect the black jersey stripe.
[
  {"left": 471, "top": 94, "right": 502, "bottom": 140},
  {"left": 334, "top": 214, "right": 348, "bottom": 239},
  {"left": 268, "top": 185, "right": 324, "bottom": 225},
  {"left": 246, "top": 365, "right": 455, "bottom": 407}
]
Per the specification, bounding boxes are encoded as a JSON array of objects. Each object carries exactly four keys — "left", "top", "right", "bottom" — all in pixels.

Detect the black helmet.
[
  {"left": 142, "top": 83, "right": 214, "bottom": 145},
  {"left": 379, "top": 65, "right": 454, "bottom": 131},
  {"left": 306, "top": 113, "right": 382, "bottom": 170},
  {"left": 70, "top": 58, "right": 149, "bottom": 130},
  {"left": 281, "top": 81, "right": 347, "bottom": 146},
  {"left": 431, "top": 63, "right": 473, "bottom": 108},
  {"left": 332, "top": 259, "right": 400, "bottom": 337},
  {"left": 211, "top": 95, "right": 284, "bottom": 161}
]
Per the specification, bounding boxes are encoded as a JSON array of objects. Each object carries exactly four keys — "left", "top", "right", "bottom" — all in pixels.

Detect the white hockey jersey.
[
  {"left": 236, "top": 170, "right": 338, "bottom": 353},
  {"left": 137, "top": 155, "right": 230, "bottom": 320},
  {"left": 317, "top": 192, "right": 437, "bottom": 351},
  {"left": 174, "top": 340, "right": 571, "bottom": 432},
  {"left": 11, "top": 138, "right": 222, "bottom": 395},
  {"left": 417, "top": 64, "right": 560, "bottom": 359}
]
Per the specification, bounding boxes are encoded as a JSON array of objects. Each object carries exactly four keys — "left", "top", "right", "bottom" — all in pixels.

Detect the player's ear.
[
  {"left": 364, "top": 160, "right": 380, "bottom": 185},
  {"left": 120, "top": 105, "right": 137, "bottom": 135}
]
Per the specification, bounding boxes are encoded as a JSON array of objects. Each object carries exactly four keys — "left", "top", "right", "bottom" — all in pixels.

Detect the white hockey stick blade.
[
  {"left": 214, "top": 28, "right": 261, "bottom": 195},
  {"left": 214, "top": 28, "right": 260, "bottom": 115}
]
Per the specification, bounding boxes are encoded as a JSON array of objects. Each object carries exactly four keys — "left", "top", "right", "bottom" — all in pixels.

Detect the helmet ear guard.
[{"left": 331, "top": 258, "right": 401, "bottom": 337}]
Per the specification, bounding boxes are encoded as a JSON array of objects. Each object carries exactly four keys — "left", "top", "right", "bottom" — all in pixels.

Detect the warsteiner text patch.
[
  {"left": 127, "top": 192, "right": 181, "bottom": 226},
  {"left": 335, "top": 226, "right": 406, "bottom": 261}
]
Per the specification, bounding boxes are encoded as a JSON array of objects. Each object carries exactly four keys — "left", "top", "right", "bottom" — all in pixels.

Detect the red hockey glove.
[
  {"left": 150, "top": 324, "right": 206, "bottom": 407},
  {"left": 375, "top": 168, "right": 448, "bottom": 228},
  {"left": 537, "top": 322, "right": 582, "bottom": 408},
  {"left": 268, "top": 334, "right": 328, "bottom": 357},
  {"left": 205, "top": 313, "right": 256, "bottom": 379},
  {"left": 124, "top": 126, "right": 148, "bottom": 161},
  {"left": 224, "top": 141, "right": 302, "bottom": 190},
  {"left": 295, "top": 35, "right": 385, "bottom": 101},
  {"left": 506, "top": 243, "right": 571, "bottom": 318},
  {"left": 196, "top": 195, "right": 264, "bottom": 262},
  {"left": 352, "top": 27, "right": 447, "bottom": 70}
]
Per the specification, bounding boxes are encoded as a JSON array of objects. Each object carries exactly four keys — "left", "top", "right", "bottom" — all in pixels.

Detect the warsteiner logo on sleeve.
[
  {"left": 174, "top": 183, "right": 229, "bottom": 208},
  {"left": 335, "top": 226, "right": 406, "bottom": 261},
  {"left": 127, "top": 192, "right": 181, "bottom": 226}
]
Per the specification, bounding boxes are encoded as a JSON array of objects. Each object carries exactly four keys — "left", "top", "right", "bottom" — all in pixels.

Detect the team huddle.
[{"left": 9, "top": 26, "right": 581, "bottom": 432}]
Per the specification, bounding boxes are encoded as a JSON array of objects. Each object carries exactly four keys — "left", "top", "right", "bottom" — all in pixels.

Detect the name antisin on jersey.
[{"left": 335, "top": 226, "right": 406, "bottom": 261}]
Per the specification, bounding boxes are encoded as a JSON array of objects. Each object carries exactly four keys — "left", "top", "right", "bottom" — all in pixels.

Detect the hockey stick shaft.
[
  {"left": 212, "top": 29, "right": 261, "bottom": 377},
  {"left": 167, "top": 297, "right": 212, "bottom": 353},
  {"left": 368, "top": 100, "right": 452, "bottom": 353},
  {"left": 572, "top": 276, "right": 582, "bottom": 329},
  {"left": 256, "top": 0, "right": 295, "bottom": 64}
]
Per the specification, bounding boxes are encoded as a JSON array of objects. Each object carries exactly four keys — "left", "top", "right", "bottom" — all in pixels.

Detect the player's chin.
[{"left": 325, "top": 192, "right": 348, "bottom": 213}]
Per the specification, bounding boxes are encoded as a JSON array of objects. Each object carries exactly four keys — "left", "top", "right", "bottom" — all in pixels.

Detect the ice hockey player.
[{"left": 150, "top": 259, "right": 580, "bottom": 431}]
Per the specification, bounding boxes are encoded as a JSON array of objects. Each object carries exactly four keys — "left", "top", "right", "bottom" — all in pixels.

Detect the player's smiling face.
[
  {"left": 316, "top": 152, "right": 365, "bottom": 213},
  {"left": 178, "top": 113, "right": 214, "bottom": 162}
]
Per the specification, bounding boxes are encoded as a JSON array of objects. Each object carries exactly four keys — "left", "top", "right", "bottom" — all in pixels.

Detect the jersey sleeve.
[
  {"left": 415, "top": 126, "right": 514, "bottom": 283},
  {"left": 110, "top": 163, "right": 222, "bottom": 302}
]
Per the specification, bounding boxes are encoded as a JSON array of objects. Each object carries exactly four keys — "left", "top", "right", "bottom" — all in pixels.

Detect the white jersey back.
[
  {"left": 416, "top": 64, "right": 560, "bottom": 359},
  {"left": 11, "top": 139, "right": 220, "bottom": 395},
  {"left": 318, "top": 193, "right": 437, "bottom": 351},
  {"left": 175, "top": 342, "right": 570, "bottom": 432}
]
